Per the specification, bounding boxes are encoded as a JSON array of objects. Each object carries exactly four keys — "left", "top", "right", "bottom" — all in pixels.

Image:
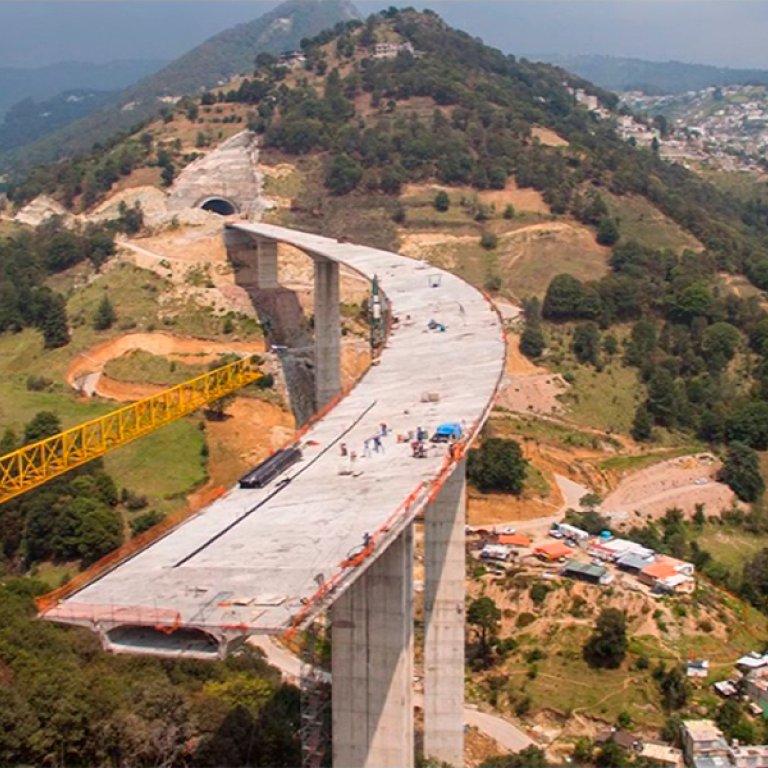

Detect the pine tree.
[
  {"left": 93, "top": 295, "right": 116, "bottom": 331},
  {"left": 39, "top": 292, "right": 70, "bottom": 348},
  {"left": 631, "top": 404, "right": 653, "bottom": 442}
]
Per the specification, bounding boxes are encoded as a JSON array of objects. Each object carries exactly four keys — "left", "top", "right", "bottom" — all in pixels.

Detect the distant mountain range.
[
  {"left": 0, "top": 90, "right": 119, "bottom": 155},
  {"left": 0, "top": 60, "right": 167, "bottom": 120},
  {"left": 537, "top": 54, "right": 768, "bottom": 95},
  {"left": 0, "top": 0, "right": 359, "bottom": 176}
]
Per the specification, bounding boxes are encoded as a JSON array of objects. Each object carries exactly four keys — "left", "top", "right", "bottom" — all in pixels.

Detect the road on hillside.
[{"left": 250, "top": 636, "right": 533, "bottom": 754}]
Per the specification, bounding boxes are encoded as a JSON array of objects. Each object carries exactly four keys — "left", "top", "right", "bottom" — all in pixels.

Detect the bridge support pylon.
[
  {"left": 424, "top": 459, "right": 466, "bottom": 766},
  {"left": 331, "top": 525, "right": 414, "bottom": 768},
  {"left": 223, "top": 229, "right": 278, "bottom": 289},
  {"left": 314, "top": 257, "right": 341, "bottom": 409}
]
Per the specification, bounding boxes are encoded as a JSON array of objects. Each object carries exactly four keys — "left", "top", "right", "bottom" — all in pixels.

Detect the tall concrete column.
[
  {"left": 331, "top": 526, "right": 414, "bottom": 768},
  {"left": 255, "top": 238, "right": 278, "bottom": 289},
  {"left": 423, "top": 460, "right": 466, "bottom": 767},
  {"left": 314, "top": 257, "right": 341, "bottom": 409}
]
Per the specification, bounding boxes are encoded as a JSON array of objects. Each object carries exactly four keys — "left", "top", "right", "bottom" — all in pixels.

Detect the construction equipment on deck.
[{"left": 0, "top": 356, "right": 262, "bottom": 504}]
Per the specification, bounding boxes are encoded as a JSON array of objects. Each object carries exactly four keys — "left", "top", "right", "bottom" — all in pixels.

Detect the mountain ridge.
[
  {"left": 536, "top": 53, "right": 768, "bottom": 95},
  {"left": 0, "top": 0, "right": 359, "bottom": 176}
]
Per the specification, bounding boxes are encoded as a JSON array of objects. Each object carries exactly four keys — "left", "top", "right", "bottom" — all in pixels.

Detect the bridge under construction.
[{"left": 38, "top": 223, "right": 506, "bottom": 767}]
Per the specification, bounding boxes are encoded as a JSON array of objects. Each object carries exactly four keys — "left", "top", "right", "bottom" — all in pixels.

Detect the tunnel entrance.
[{"left": 199, "top": 197, "right": 237, "bottom": 216}]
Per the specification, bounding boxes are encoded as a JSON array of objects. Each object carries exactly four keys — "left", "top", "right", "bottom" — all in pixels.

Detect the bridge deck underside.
[{"left": 43, "top": 224, "right": 505, "bottom": 647}]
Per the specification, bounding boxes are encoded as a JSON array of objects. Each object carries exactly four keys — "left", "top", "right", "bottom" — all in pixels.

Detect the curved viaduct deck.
[{"left": 43, "top": 223, "right": 505, "bottom": 658}]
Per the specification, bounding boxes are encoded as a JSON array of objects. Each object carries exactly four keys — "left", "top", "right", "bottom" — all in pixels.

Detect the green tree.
[
  {"left": 467, "top": 596, "right": 501, "bottom": 656},
  {"left": 596, "top": 217, "right": 620, "bottom": 246},
  {"left": 325, "top": 153, "right": 362, "bottom": 195},
  {"left": 0, "top": 427, "right": 17, "bottom": 453},
  {"left": 720, "top": 442, "right": 764, "bottom": 502},
  {"left": 572, "top": 322, "right": 601, "bottom": 365},
  {"left": 583, "top": 608, "right": 627, "bottom": 669},
  {"left": 701, "top": 322, "right": 740, "bottom": 370},
  {"left": 596, "top": 740, "right": 628, "bottom": 768},
  {"left": 467, "top": 438, "right": 528, "bottom": 494},
  {"left": 24, "top": 411, "right": 61, "bottom": 443},
  {"left": 659, "top": 665, "right": 691, "bottom": 711},
  {"left": 480, "top": 746, "right": 549, "bottom": 768},
  {"left": 726, "top": 402, "right": 768, "bottom": 450},
  {"left": 38, "top": 291, "right": 70, "bottom": 348},
  {"left": 433, "top": 190, "right": 450, "bottom": 211},
  {"left": 741, "top": 549, "right": 768, "bottom": 611},
  {"left": 520, "top": 324, "right": 546, "bottom": 359},
  {"left": 93, "top": 295, "right": 116, "bottom": 331},
  {"left": 631, "top": 404, "right": 653, "bottom": 442}
]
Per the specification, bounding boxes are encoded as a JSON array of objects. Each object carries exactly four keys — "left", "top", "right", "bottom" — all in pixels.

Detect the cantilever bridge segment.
[{"left": 41, "top": 223, "right": 506, "bottom": 767}]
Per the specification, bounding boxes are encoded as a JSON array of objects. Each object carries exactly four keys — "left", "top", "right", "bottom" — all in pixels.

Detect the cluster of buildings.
[
  {"left": 620, "top": 85, "right": 768, "bottom": 173},
  {"left": 477, "top": 523, "right": 696, "bottom": 595},
  {"left": 713, "top": 652, "right": 768, "bottom": 716},
  {"left": 682, "top": 719, "right": 768, "bottom": 768}
]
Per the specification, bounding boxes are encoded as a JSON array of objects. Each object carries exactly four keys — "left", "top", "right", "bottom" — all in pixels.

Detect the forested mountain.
[
  {"left": 0, "top": 59, "right": 167, "bottom": 120},
  {"left": 0, "top": 0, "right": 358, "bottom": 175},
  {"left": 0, "top": 89, "right": 118, "bottom": 154},
  {"left": 539, "top": 53, "right": 768, "bottom": 95}
]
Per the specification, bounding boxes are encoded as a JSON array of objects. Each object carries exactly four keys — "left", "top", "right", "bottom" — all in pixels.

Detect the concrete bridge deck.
[{"left": 42, "top": 223, "right": 505, "bottom": 658}]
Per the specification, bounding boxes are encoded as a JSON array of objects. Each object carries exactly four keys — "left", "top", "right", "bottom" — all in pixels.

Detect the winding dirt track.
[{"left": 65, "top": 331, "right": 267, "bottom": 399}]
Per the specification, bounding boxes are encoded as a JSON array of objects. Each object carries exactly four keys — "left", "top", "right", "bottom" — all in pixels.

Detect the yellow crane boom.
[{"left": 0, "top": 356, "right": 262, "bottom": 505}]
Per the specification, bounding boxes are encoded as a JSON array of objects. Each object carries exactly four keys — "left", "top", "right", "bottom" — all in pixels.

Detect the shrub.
[
  {"left": 433, "top": 190, "right": 450, "bottom": 211},
  {"left": 25, "top": 376, "right": 53, "bottom": 392},
  {"left": 480, "top": 231, "right": 498, "bottom": 250}
]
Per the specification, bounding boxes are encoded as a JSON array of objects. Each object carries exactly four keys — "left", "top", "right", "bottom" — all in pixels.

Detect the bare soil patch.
[
  {"left": 531, "top": 126, "right": 569, "bottom": 147},
  {"left": 603, "top": 453, "right": 738, "bottom": 523}
]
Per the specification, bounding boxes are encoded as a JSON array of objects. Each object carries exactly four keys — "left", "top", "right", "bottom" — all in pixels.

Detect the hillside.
[
  {"left": 5, "top": 7, "right": 768, "bottom": 763},
  {"left": 539, "top": 53, "right": 768, "bottom": 95},
  {"left": 0, "top": 59, "right": 167, "bottom": 120},
  {"left": 0, "top": 0, "right": 358, "bottom": 176},
  {"left": 0, "top": 89, "right": 118, "bottom": 155}
]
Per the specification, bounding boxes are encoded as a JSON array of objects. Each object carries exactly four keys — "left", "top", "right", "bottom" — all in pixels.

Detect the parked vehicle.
[
  {"left": 239, "top": 446, "right": 302, "bottom": 489},
  {"left": 430, "top": 422, "right": 463, "bottom": 443}
]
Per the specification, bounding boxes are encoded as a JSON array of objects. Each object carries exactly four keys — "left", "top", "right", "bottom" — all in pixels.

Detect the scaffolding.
[
  {"left": 299, "top": 615, "right": 331, "bottom": 768},
  {"left": 0, "top": 356, "right": 262, "bottom": 504}
]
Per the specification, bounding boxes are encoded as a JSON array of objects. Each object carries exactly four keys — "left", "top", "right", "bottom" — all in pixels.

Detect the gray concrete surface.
[
  {"left": 424, "top": 459, "right": 467, "bottom": 766},
  {"left": 314, "top": 257, "right": 341, "bottom": 409},
  {"left": 332, "top": 526, "right": 414, "bottom": 768},
  {"left": 168, "top": 131, "right": 264, "bottom": 217},
  {"left": 43, "top": 222, "right": 505, "bottom": 656}
]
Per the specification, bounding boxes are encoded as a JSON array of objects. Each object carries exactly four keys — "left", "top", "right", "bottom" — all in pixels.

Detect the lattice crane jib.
[{"left": 0, "top": 356, "right": 262, "bottom": 504}]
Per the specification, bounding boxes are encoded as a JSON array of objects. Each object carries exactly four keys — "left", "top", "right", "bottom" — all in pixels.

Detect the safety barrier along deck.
[{"left": 41, "top": 223, "right": 506, "bottom": 657}]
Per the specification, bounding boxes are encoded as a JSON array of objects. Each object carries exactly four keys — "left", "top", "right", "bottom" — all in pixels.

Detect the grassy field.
[
  {"left": 697, "top": 524, "right": 768, "bottom": 575},
  {"left": 542, "top": 324, "right": 644, "bottom": 435},
  {"left": 556, "top": 362, "right": 643, "bottom": 434},
  {"left": 489, "top": 410, "right": 609, "bottom": 450},
  {"left": 102, "top": 417, "right": 206, "bottom": 514},
  {"left": 600, "top": 445, "right": 707, "bottom": 474},
  {"left": 104, "top": 350, "right": 210, "bottom": 387},
  {"left": 498, "top": 232, "right": 610, "bottom": 300},
  {"left": 603, "top": 192, "right": 702, "bottom": 254}
]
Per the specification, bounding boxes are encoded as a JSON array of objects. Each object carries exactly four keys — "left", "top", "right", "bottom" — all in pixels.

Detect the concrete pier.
[
  {"left": 314, "top": 257, "right": 341, "bottom": 409},
  {"left": 331, "top": 527, "right": 414, "bottom": 768},
  {"left": 255, "top": 238, "right": 278, "bottom": 289},
  {"left": 423, "top": 460, "right": 466, "bottom": 767}
]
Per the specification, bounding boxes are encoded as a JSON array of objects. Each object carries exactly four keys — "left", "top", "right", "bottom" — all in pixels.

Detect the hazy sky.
[{"left": 1, "top": 1, "right": 768, "bottom": 70}]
